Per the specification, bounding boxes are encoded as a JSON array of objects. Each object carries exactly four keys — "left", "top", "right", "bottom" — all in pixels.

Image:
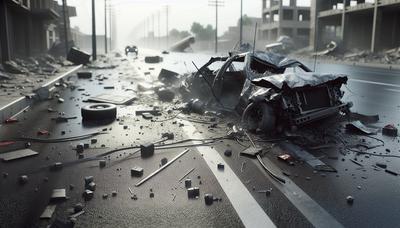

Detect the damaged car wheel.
[
  {"left": 242, "top": 102, "right": 276, "bottom": 133},
  {"left": 81, "top": 103, "right": 117, "bottom": 121}
]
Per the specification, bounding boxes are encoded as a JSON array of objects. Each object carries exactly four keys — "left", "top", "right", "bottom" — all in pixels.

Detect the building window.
[
  {"left": 283, "top": 9, "right": 293, "bottom": 20},
  {"left": 282, "top": 0, "right": 290, "bottom": 6},
  {"left": 296, "top": 0, "right": 311, "bottom": 7},
  {"left": 266, "top": 0, "right": 270, "bottom": 8},
  {"left": 298, "top": 10, "right": 310, "bottom": 21},
  {"left": 273, "top": 13, "right": 279, "bottom": 22}
]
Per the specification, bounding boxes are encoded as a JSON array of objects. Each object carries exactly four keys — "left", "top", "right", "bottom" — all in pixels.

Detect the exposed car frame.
[{"left": 183, "top": 51, "right": 352, "bottom": 131}]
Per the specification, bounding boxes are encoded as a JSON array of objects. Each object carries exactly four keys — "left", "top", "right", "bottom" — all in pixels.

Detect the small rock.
[
  {"left": 346, "top": 196, "right": 354, "bottom": 204},
  {"left": 224, "top": 149, "right": 232, "bottom": 157}
]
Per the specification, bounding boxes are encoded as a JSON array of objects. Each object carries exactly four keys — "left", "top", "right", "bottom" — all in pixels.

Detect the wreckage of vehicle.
[{"left": 182, "top": 51, "right": 352, "bottom": 132}]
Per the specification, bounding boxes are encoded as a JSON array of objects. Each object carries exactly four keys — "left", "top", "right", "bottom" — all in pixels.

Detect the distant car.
[
  {"left": 125, "top": 45, "right": 138, "bottom": 56},
  {"left": 182, "top": 51, "right": 352, "bottom": 132}
]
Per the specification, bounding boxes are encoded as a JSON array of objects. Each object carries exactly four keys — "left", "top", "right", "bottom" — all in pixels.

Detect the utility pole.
[
  {"left": 104, "top": 0, "right": 107, "bottom": 54},
  {"left": 239, "top": 0, "right": 243, "bottom": 46},
  {"left": 209, "top": 0, "right": 224, "bottom": 53},
  {"left": 92, "top": 0, "right": 97, "bottom": 60},
  {"left": 62, "top": 0, "right": 69, "bottom": 56},
  {"left": 152, "top": 14, "right": 155, "bottom": 45},
  {"left": 158, "top": 11, "right": 160, "bottom": 49},
  {"left": 109, "top": 3, "right": 112, "bottom": 51},
  {"left": 166, "top": 5, "right": 169, "bottom": 48}
]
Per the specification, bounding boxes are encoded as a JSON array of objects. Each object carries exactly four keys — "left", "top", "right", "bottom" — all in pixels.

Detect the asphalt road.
[{"left": 0, "top": 49, "right": 400, "bottom": 228}]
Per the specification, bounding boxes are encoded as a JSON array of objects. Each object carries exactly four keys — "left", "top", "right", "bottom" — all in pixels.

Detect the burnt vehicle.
[
  {"left": 125, "top": 45, "right": 138, "bottom": 56},
  {"left": 182, "top": 51, "right": 352, "bottom": 132}
]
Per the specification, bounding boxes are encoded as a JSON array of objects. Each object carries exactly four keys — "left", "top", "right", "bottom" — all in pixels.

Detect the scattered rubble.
[
  {"left": 67, "top": 47, "right": 91, "bottom": 65},
  {"left": 144, "top": 56, "right": 163, "bottom": 64},
  {"left": 382, "top": 124, "right": 398, "bottom": 137}
]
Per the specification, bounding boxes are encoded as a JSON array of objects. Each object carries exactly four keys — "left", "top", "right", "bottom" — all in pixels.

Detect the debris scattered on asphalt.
[
  {"left": 346, "top": 195, "right": 354, "bottom": 205},
  {"left": 144, "top": 56, "right": 163, "bottom": 64},
  {"left": 77, "top": 71, "right": 92, "bottom": 79},
  {"left": 346, "top": 121, "right": 379, "bottom": 135},
  {"left": 224, "top": 149, "right": 232, "bottom": 157},
  {"left": 135, "top": 149, "right": 191, "bottom": 187},
  {"left": 83, "top": 190, "right": 94, "bottom": 200},
  {"left": 185, "top": 179, "right": 192, "bottom": 188},
  {"left": 161, "top": 157, "right": 168, "bottom": 166},
  {"left": 204, "top": 193, "right": 214, "bottom": 205},
  {"left": 376, "top": 162, "right": 387, "bottom": 169},
  {"left": 131, "top": 167, "right": 144, "bottom": 177},
  {"left": 0, "top": 148, "right": 38, "bottom": 162},
  {"left": 385, "top": 168, "right": 399, "bottom": 176},
  {"left": 99, "top": 160, "right": 106, "bottom": 168},
  {"left": 178, "top": 168, "right": 195, "bottom": 181},
  {"left": 156, "top": 88, "right": 175, "bottom": 102},
  {"left": 50, "top": 189, "right": 67, "bottom": 201},
  {"left": 187, "top": 187, "right": 200, "bottom": 198},
  {"left": 158, "top": 69, "right": 180, "bottom": 85},
  {"left": 382, "top": 124, "right": 398, "bottom": 137},
  {"left": 140, "top": 143, "right": 155, "bottom": 158},
  {"left": 67, "top": 47, "right": 91, "bottom": 65},
  {"left": 19, "top": 175, "right": 28, "bottom": 185},
  {"left": 40, "top": 205, "right": 57, "bottom": 219}
]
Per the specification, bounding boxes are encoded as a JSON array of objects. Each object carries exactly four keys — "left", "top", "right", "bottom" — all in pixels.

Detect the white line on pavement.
[
  {"left": 349, "top": 78, "right": 400, "bottom": 88},
  {"left": 180, "top": 119, "right": 276, "bottom": 228}
]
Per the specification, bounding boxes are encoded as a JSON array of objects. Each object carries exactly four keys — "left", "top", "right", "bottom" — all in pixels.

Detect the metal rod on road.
[
  {"left": 135, "top": 149, "right": 191, "bottom": 187},
  {"left": 92, "top": 0, "right": 97, "bottom": 60},
  {"left": 104, "top": 0, "right": 108, "bottom": 54}
]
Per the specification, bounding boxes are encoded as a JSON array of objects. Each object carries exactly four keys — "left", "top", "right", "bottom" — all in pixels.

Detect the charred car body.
[{"left": 182, "top": 51, "right": 352, "bottom": 132}]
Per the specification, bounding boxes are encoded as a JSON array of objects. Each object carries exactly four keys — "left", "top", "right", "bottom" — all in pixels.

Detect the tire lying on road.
[{"left": 81, "top": 103, "right": 117, "bottom": 121}]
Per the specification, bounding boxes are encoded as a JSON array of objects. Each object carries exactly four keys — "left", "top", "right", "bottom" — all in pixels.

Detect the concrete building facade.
[
  {"left": 0, "top": 0, "right": 76, "bottom": 63},
  {"left": 260, "top": 0, "right": 311, "bottom": 47},
  {"left": 310, "top": 0, "right": 400, "bottom": 52}
]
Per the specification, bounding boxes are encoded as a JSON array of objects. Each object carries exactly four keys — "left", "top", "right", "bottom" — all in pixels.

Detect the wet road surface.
[{"left": 0, "top": 50, "right": 400, "bottom": 228}]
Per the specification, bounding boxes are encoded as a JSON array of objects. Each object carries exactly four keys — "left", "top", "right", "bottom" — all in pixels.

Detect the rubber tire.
[
  {"left": 242, "top": 102, "right": 276, "bottom": 133},
  {"left": 81, "top": 103, "right": 117, "bottom": 121}
]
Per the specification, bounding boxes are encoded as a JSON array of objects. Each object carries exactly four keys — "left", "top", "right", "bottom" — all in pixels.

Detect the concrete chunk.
[
  {"left": 131, "top": 167, "right": 144, "bottom": 177},
  {"left": 140, "top": 143, "right": 154, "bottom": 158}
]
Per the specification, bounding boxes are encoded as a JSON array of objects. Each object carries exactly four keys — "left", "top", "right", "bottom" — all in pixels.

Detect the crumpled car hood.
[
  {"left": 252, "top": 51, "right": 302, "bottom": 69},
  {"left": 251, "top": 72, "right": 348, "bottom": 90}
]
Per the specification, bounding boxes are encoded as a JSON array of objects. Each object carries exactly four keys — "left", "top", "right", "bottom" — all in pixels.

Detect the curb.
[{"left": 0, "top": 65, "right": 82, "bottom": 124}]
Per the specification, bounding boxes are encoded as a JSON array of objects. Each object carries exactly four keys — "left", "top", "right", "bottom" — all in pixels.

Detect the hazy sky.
[{"left": 63, "top": 0, "right": 262, "bottom": 45}]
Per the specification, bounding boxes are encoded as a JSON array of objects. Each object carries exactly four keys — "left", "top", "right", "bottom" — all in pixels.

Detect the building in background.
[
  {"left": 260, "top": 0, "right": 311, "bottom": 48},
  {"left": 219, "top": 16, "right": 262, "bottom": 50},
  {"left": 0, "top": 0, "right": 76, "bottom": 63},
  {"left": 310, "top": 0, "right": 400, "bottom": 52}
]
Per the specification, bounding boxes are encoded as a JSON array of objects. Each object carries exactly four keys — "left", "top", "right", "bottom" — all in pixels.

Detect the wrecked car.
[
  {"left": 125, "top": 45, "right": 139, "bottom": 56},
  {"left": 182, "top": 51, "right": 352, "bottom": 132}
]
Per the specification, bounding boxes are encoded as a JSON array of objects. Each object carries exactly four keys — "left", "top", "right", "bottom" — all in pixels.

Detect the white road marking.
[
  {"left": 180, "top": 119, "right": 276, "bottom": 228},
  {"left": 349, "top": 78, "right": 400, "bottom": 88},
  {"left": 384, "top": 88, "right": 400, "bottom": 93},
  {"left": 253, "top": 158, "right": 344, "bottom": 228}
]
